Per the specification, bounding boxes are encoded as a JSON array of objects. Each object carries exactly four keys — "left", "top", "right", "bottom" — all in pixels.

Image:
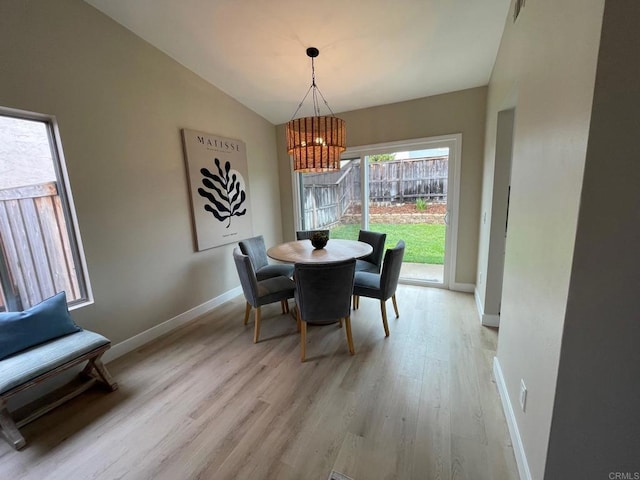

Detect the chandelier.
[{"left": 286, "top": 47, "right": 346, "bottom": 173}]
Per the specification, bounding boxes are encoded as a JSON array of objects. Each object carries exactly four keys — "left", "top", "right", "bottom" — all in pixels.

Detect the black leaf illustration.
[{"left": 198, "top": 158, "right": 248, "bottom": 228}]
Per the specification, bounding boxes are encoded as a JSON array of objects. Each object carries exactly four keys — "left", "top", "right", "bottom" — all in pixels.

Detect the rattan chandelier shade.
[
  {"left": 286, "top": 47, "right": 346, "bottom": 173},
  {"left": 286, "top": 116, "right": 346, "bottom": 173}
]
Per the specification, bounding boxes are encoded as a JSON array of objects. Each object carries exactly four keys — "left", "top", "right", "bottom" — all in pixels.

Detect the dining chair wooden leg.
[
  {"left": 353, "top": 295, "right": 360, "bottom": 309},
  {"left": 391, "top": 294, "right": 399, "bottom": 317},
  {"left": 243, "top": 302, "right": 251, "bottom": 325},
  {"left": 253, "top": 307, "right": 262, "bottom": 343},
  {"left": 344, "top": 316, "right": 355, "bottom": 355},
  {"left": 380, "top": 300, "right": 390, "bottom": 337},
  {"left": 284, "top": 299, "right": 290, "bottom": 313},
  {"left": 338, "top": 318, "right": 343, "bottom": 328},
  {"left": 300, "top": 319, "right": 307, "bottom": 362}
]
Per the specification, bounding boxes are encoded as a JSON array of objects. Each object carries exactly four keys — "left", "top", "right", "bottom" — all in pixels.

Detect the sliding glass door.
[
  {"left": 364, "top": 148, "right": 448, "bottom": 284},
  {"left": 295, "top": 135, "right": 460, "bottom": 288}
]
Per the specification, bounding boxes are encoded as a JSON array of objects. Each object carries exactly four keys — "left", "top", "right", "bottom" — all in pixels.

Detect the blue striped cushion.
[{"left": 0, "top": 330, "right": 110, "bottom": 395}]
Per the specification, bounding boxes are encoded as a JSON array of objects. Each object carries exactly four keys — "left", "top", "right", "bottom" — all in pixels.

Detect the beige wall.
[
  {"left": 545, "top": 0, "right": 640, "bottom": 476},
  {"left": 0, "top": 0, "right": 283, "bottom": 345},
  {"left": 277, "top": 87, "right": 488, "bottom": 286},
  {"left": 480, "top": 0, "right": 605, "bottom": 477}
]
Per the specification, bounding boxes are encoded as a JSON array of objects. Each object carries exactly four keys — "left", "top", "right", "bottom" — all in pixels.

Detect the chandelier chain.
[{"left": 288, "top": 54, "right": 336, "bottom": 121}]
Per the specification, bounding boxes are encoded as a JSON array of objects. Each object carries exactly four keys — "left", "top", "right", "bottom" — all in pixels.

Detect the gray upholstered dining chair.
[
  {"left": 355, "top": 230, "right": 387, "bottom": 273},
  {"left": 239, "top": 235, "right": 294, "bottom": 281},
  {"left": 295, "top": 229, "right": 330, "bottom": 241},
  {"left": 294, "top": 258, "right": 356, "bottom": 362},
  {"left": 233, "top": 247, "right": 296, "bottom": 343},
  {"left": 352, "top": 240, "right": 405, "bottom": 337}
]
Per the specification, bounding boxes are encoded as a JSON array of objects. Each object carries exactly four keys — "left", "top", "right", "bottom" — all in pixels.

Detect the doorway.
[{"left": 482, "top": 108, "right": 515, "bottom": 326}]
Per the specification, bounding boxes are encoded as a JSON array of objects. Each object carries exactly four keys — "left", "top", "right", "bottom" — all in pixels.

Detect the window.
[{"left": 0, "top": 108, "right": 92, "bottom": 312}]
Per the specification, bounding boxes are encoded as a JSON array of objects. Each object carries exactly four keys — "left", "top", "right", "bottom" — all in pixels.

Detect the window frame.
[{"left": 0, "top": 106, "right": 93, "bottom": 311}]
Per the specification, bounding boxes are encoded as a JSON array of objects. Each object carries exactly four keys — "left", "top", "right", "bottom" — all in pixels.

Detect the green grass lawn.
[{"left": 329, "top": 223, "right": 445, "bottom": 264}]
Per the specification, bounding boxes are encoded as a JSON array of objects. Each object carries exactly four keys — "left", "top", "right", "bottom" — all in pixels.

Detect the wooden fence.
[
  {"left": 0, "top": 182, "right": 80, "bottom": 311},
  {"left": 302, "top": 156, "right": 448, "bottom": 228},
  {"left": 301, "top": 163, "right": 359, "bottom": 228},
  {"left": 369, "top": 156, "right": 448, "bottom": 203}
]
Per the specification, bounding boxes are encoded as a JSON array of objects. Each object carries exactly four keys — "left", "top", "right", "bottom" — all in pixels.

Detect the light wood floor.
[{"left": 0, "top": 285, "right": 518, "bottom": 480}]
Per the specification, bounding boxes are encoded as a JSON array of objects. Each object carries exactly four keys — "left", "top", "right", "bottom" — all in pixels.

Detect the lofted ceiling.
[{"left": 83, "top": 0, "right": 511, "bottom": 125}]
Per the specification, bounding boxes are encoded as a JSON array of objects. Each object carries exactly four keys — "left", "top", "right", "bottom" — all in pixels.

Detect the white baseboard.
[
  {"left": 481, "top": 312, "right": 500, "bottom": 327},
  {"left": 493, "top": 357, "right": 532, "bottom": 480},
  {"left": 399, "top": 280, "right": 474, "bottom": 293},
  {"left": 474, "top": 288, "right": 500, "bottom": 327},
  {"left": 450, "top": 282, "right": 474, "bottom": 293},
  {"left": 103, "top": 286, "right": 242, "bottom": 363}
]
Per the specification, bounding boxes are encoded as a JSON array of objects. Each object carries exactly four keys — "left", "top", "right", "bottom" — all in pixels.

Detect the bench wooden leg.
[
  {"left": 81, "top": 354, "right": 118, "bottom": 391},
  {"left": 0, "top": 400, "right": 25, "bottom": 450},
  {"left": 92, "top": 358, "right": 118, "bottom": 391}
]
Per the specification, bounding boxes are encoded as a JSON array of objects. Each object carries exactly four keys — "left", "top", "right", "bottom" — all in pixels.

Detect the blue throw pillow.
[{"left": 0, "top": 292, "right": 81, "bottom": 360}]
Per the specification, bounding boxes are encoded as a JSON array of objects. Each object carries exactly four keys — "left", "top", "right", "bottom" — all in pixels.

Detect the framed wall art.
[{"left": 181, "top": 129, "right": 253, "bottom": 251}]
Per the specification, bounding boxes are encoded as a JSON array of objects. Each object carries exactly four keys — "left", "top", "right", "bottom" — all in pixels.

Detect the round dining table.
[{"left": 267, "top": 239, "right": 372, "bottom": 264}]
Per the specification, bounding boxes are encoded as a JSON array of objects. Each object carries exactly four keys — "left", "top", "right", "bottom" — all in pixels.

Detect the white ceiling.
[{"left": 83, "top": 0, "right": 510, "bottom": 125}]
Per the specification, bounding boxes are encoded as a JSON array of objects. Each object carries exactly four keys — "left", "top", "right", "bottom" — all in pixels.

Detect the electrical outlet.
[{"left": 520, "top": 379, "right": 527, "bottom": 412}]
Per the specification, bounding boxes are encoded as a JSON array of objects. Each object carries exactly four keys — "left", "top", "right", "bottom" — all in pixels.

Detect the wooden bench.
[{"left": 0, "top": 329, "right": 118, "bottom": 450}]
